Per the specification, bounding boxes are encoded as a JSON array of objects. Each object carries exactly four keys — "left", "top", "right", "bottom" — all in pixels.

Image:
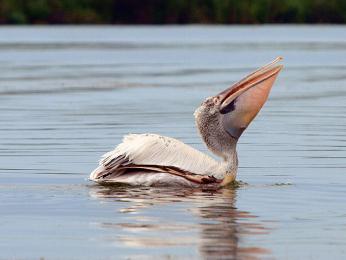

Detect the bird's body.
[
  {"left": 90, "top": 133, "right": 234, "bottom": 186},
  {"left": 90, "top": 57, "right": 283, "bottom": 187}
]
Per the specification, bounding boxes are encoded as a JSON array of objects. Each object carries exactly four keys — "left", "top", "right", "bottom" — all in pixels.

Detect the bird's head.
[{"left": 194, "top": 57, "right": 283, "bottom": 160}]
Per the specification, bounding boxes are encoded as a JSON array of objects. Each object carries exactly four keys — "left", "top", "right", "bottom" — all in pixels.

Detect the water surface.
[{"left": 1, "top": 26, "right": 346, "bottom": 259}]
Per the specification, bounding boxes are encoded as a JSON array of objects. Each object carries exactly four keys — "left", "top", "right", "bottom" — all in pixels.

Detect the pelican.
[{"left": 90, "top": 57, "right": 283, "bottom": 187}]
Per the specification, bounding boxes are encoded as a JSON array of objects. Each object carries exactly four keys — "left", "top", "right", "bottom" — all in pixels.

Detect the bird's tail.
[{"left": 89, "top": 165, "right": 107, "bottom": 180}]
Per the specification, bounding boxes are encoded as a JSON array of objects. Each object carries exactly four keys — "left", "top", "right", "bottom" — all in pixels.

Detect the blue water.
[{"left": 1, "top": 25, "right": 346, "bottom": 259}]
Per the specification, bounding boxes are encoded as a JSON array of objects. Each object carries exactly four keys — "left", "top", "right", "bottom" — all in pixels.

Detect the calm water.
[{"left": 1, "top": 26, "right": 346, "bottom": 259}]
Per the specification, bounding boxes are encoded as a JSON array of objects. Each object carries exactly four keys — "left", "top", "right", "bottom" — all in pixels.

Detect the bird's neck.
[
  {"left": 202, "top": 140, "right": 238, "bottom": 180},
  {"left": 194, "top": 108, "right": 239, "bottom": 180},
  {"left": 217, "top": 142, "right": 238, "bottom": 180}
]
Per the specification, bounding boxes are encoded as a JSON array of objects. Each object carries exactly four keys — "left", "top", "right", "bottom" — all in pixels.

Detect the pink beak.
[{"left": 216, "top": 57, "right": 283, "bottom": 139}]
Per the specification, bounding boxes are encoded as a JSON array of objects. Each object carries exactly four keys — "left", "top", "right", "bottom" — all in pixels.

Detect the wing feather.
[{"left": 99, "top": 134, "right": 218, "bottom": 176}]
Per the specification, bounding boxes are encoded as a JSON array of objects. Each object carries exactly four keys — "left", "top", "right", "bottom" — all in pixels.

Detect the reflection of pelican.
[
  {"left": 89, "top": 185, "right": 270, "bottom": 259},
  {"left": 90, "top": 57, "right": 283, "bottom": 186}
]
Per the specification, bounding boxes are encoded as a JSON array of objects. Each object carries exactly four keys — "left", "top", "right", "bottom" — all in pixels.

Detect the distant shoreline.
[{"left": 1, "top": 1, "right": 346, "bottom": 25}]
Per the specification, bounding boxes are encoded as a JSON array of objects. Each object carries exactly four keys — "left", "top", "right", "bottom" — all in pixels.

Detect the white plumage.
[
  {"left": 101, "top": 134, "right": 219, "bottom": 176},
  {"left": 90, "top": 134, "right": 225, "bottom": 186}
]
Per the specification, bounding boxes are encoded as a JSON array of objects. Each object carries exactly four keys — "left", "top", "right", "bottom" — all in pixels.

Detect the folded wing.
[{"left": 90, "top": 134, "right": 219, "bottom": 185}]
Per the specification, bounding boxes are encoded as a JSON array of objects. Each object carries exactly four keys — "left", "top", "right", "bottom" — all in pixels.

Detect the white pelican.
[{"left": 90, "top": 57, "right": 283, "bottom": 187}]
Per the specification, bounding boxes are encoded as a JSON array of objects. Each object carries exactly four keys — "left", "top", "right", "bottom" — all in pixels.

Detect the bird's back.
[{"left": 90, "top": 134, "right": 220, "bottom": 185}]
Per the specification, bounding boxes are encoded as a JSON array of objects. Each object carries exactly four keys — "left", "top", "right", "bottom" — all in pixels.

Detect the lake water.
[{"left": 1, "top": 26, "right": 346, "bottom": 259}]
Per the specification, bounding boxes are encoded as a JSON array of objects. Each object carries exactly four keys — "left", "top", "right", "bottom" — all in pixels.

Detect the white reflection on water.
[{"left": 89, "top": 184, "right": 270, "bottom": 259}]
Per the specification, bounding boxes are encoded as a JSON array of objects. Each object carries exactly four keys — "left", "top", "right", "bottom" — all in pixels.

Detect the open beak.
[{"left": 217, "top": 57, "right": 283, "bottom": 139}]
